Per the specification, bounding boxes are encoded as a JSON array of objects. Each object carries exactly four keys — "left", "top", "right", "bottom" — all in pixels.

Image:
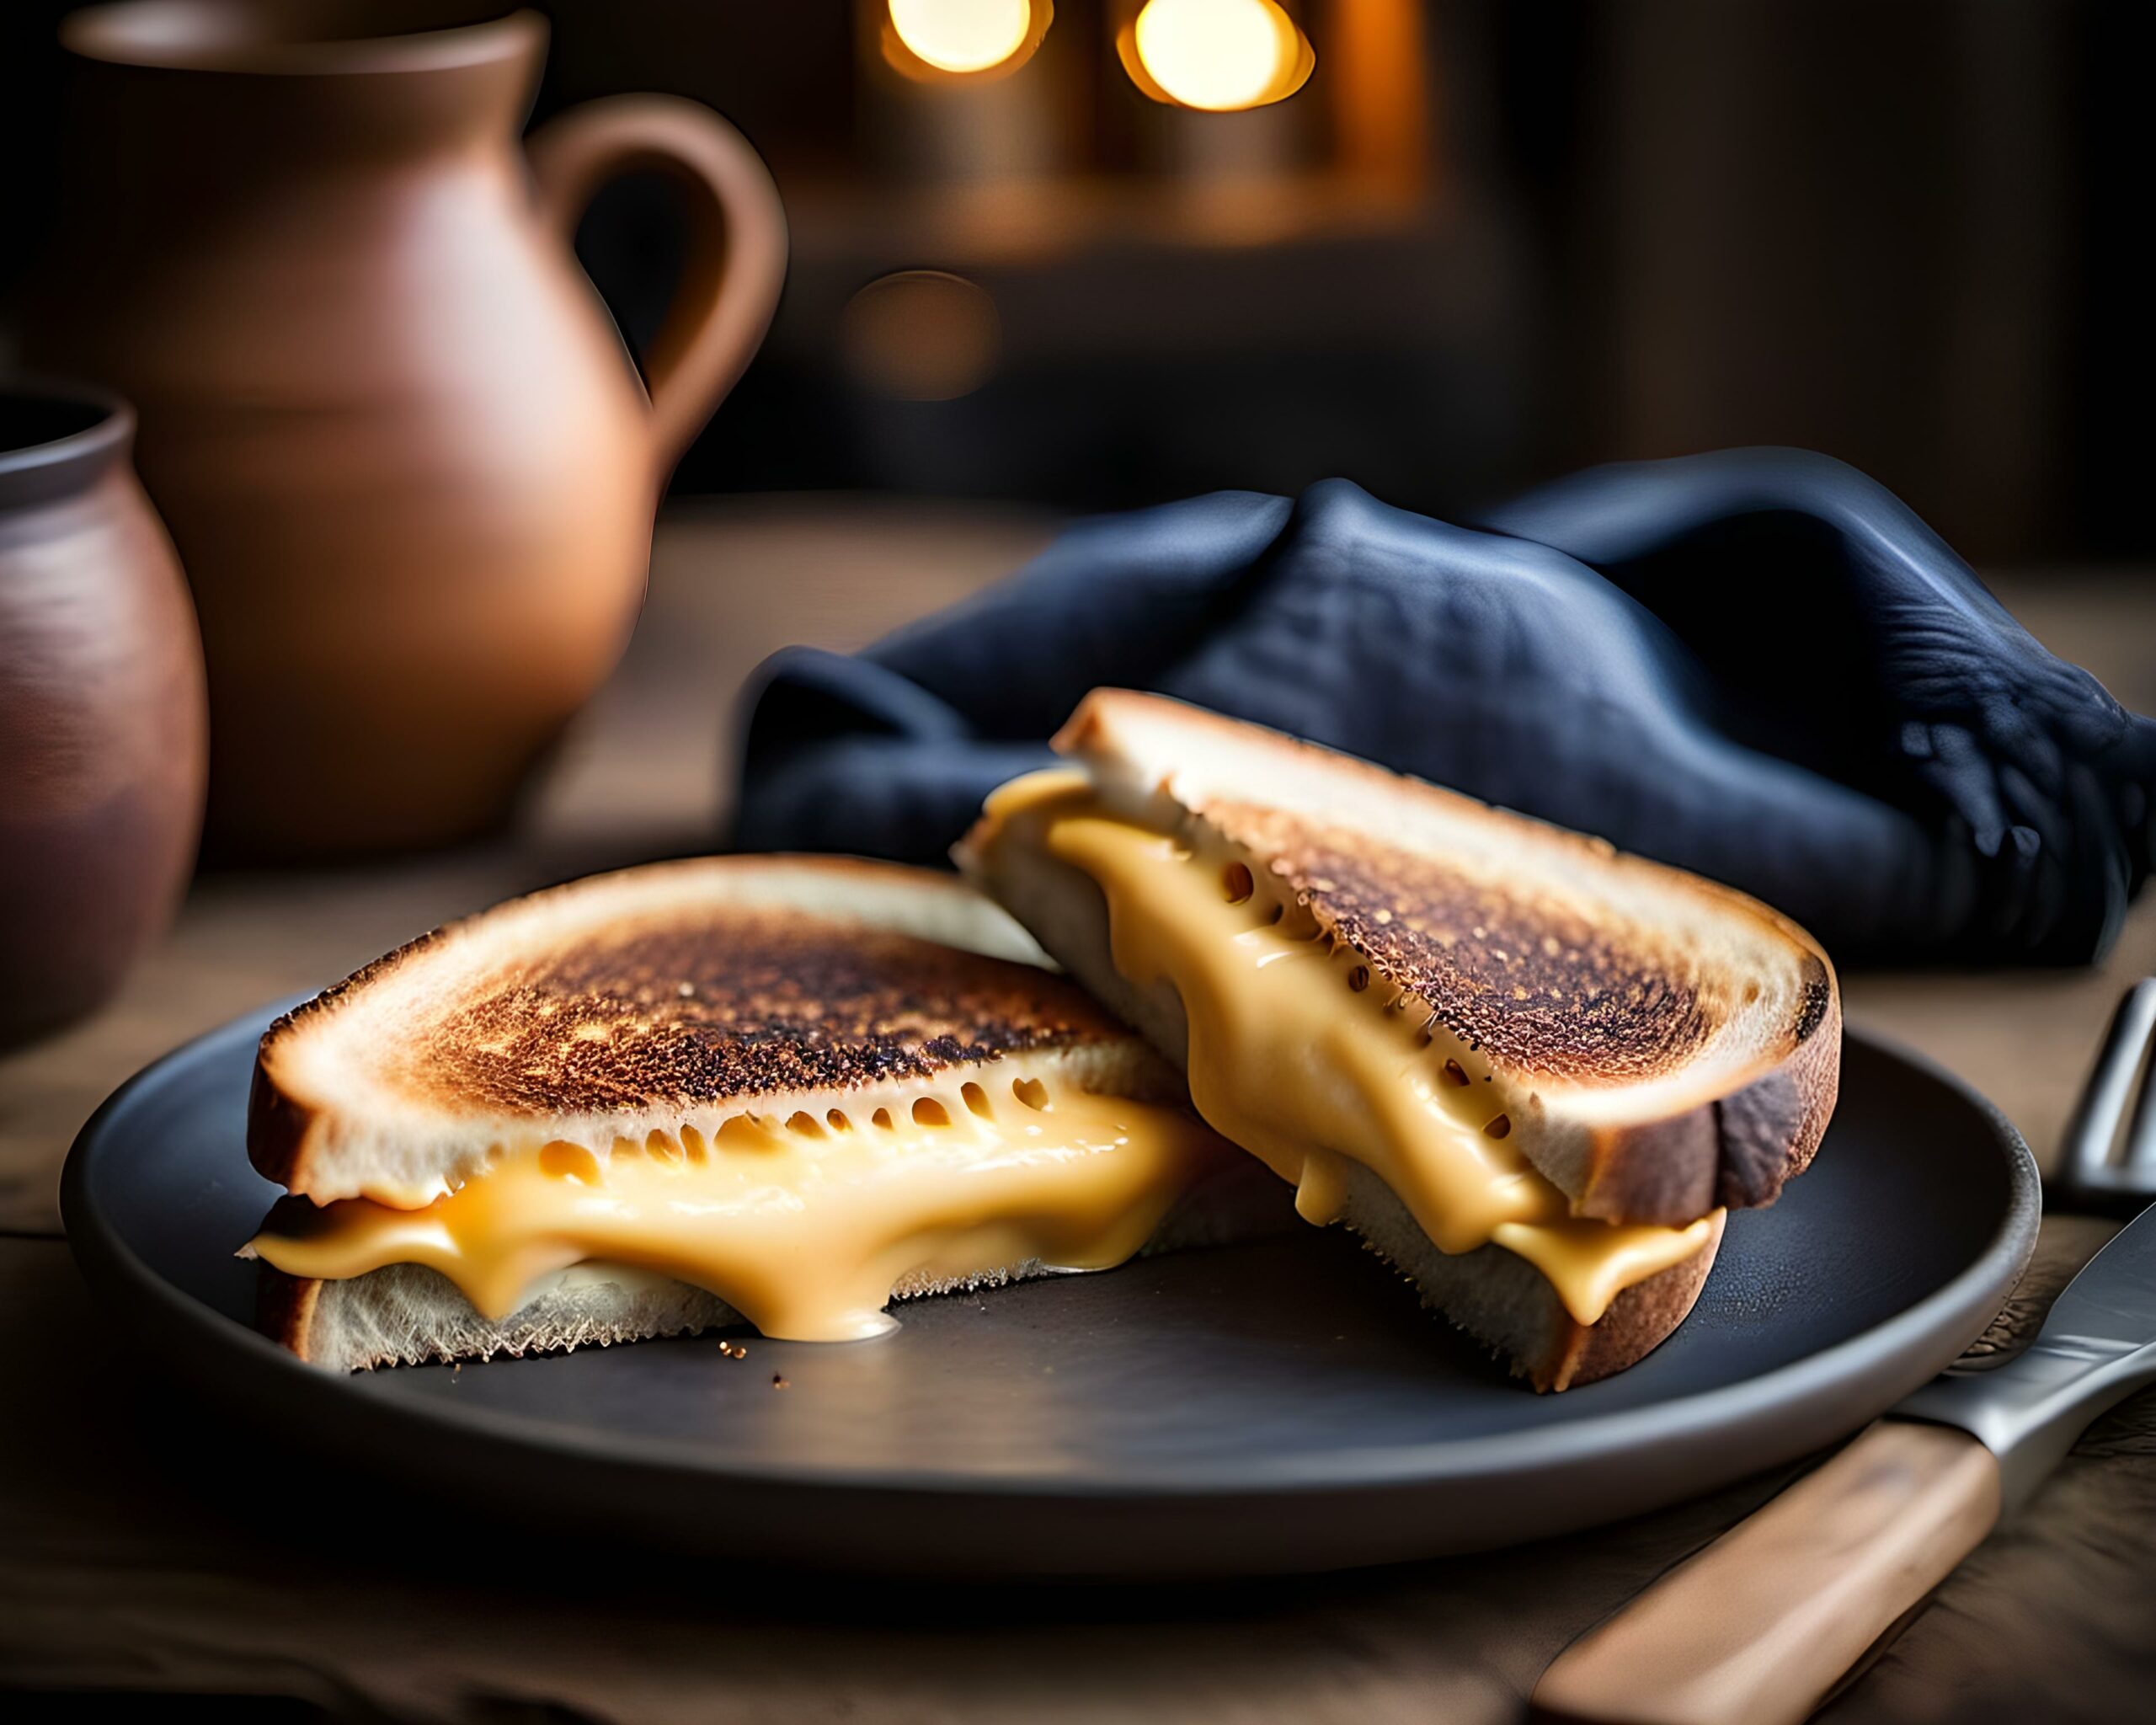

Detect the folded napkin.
[{"left": 735, "top": 451, "right": 2155, "bottom": 963}]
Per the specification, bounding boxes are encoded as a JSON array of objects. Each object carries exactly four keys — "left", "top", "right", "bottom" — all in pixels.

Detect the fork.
[{"left": 2048, "top": 978, "right": 2156, "bottom": 1216}]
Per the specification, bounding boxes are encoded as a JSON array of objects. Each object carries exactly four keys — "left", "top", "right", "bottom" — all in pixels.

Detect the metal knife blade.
[{"left": 1897, "top": 1200, "right": 2156, "bottom": 1508}]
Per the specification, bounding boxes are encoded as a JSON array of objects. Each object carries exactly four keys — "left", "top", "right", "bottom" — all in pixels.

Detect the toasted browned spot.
[
  {"left": 378, "top": 911, "right": 1126, "bottom": 1117},
  {"left": 1794, "top": 969, "right": 1832, "bottom": 1043},
  {"left": 1197, "top": 798, "right": 1716, "bottom": 1084}
]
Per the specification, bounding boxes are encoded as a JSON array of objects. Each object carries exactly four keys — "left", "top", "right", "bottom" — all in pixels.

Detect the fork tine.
[
  {"left": 2123, "top": 989, "right": 2156, "bottom": 1179},
  {"left": 2059, "top": 980, "right": 2156, "bottom": 1194}
]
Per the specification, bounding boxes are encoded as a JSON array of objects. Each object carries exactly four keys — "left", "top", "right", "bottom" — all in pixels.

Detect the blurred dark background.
[{"left": 4, "top": 0, "right": 2149, "bottom": 563}]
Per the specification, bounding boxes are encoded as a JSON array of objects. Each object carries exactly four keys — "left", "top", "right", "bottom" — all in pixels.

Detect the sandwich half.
[
  {"left": 243, "top": 856, "right": 1271, "bottom": 1370},
  {"left": 959, "top": 691, "right": 1841, "bottom": 1391}
]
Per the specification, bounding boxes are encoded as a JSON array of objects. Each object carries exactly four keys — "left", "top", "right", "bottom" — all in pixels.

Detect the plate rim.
[{"left": 61, "top": 1003, "right": 2041, "bottom": 1503}]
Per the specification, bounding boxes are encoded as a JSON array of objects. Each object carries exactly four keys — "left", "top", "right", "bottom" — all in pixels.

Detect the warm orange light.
[
  {"left": 1125, "top": 0, "right": 1314, "bottom": 112},
  {"left": 887, "top": 0, "right": 1036, "bottom": 74}
]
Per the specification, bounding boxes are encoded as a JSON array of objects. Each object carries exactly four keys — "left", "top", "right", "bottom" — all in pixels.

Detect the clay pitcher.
[
  {"left": 0, "top": 382, "right": 207, "bottom": 1046},
  {"left": 21, "top": 4, "right": 787, "bottom": 858}
]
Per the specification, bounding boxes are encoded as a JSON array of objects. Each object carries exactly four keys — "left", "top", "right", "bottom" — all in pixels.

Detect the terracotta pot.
[
  {"left": 0, "top": 383, "right": 207, "bottom": 1048},
  {"left": 20, "top": 3, "right": 787, "bottom": 859}
]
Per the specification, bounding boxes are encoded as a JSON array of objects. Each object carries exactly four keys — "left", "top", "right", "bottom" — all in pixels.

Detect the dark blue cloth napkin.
[{"left": 734, "top": 450, "right": 2155, "bottom": 963}]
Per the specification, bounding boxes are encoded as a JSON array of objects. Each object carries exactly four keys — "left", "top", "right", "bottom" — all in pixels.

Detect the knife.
[{"left": 1530, "top": 1201, "right": 2156, "bottom": 1725}]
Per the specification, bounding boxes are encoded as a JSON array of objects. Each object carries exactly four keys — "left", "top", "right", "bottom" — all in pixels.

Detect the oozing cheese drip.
[
  {"left": 248, "top": 1077, "right": 1231, "bottom": 1343},
  {"left": 995, "top": 772, "right": 1717, "bottom": 1325}
]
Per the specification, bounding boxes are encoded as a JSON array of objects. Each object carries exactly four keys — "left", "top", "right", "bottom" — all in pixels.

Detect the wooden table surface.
[{"left": 3, "top": 499, "right": 2153, "bottom": 1722}]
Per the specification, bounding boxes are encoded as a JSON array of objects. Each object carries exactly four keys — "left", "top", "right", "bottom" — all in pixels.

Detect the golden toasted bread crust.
[
  {"left": 1538, "top": 1209, "right": 1726, "bottom": 1391},
  {"left": 387, "top": 918, "right": 1112, "bottom": 1111},
  {"left": 250, "top": 857, "right": 1140, "bottom": 1195},
  {"left": 1197, "top": 797, "right": 1721, "bottom": 1084},
  {"left": 1052, "top": 691, "right": 1840, "bottom": 1225},
  {"left": 1578, "top": 988, "right": 1841, "bottom": 1220},
  {"left": 256, "top": 1263, "right": 320, "bottom": 1363}
]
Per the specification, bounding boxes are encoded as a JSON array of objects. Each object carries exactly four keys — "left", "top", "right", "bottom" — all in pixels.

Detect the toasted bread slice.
[
  {"left": 244, "top": 857, "right": 1278, "bottom": 1370},
  {"left": 958, "top": 691, "right": 1838, "bottom": 1389}
]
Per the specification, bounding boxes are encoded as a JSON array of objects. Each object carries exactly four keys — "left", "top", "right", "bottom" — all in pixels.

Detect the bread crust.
[
  {"left": 1043, "top": 690, "right": 1840, "bottom": 1226},
  {"left": 256, "top": 1258, "right": 320, "bottom": 1359},
  {"left": 1538, "top": 1210, "right": 1726, "bottom": 1390},
  {"left": 1353, "top": 1204, "right": 1727, "bottom": 1392}
]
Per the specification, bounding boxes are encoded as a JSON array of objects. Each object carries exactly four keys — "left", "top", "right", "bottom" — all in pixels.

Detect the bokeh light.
[
  {"left": 1126, "top": 0, "right": 1314, "bottom": 113},
  {"left": 886, "top": 0, "right": 1042, "bottom": 77},
  {"left": 840, "top": 271, "right": 1003, "bottom": 402}
]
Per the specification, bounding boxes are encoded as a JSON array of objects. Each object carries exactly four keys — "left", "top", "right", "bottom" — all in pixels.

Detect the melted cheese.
[
  {"left": 248, "top": 1078, "right": 1229, "bottom": 1342},
  {"left": 990, "top": 771, "right": 1716, "bottom": 1325}
]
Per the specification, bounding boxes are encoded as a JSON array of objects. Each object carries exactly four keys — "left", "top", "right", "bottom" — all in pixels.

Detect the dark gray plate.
[{"left": 62, "top": 1008, "right": 2037, "bottom": 1578}]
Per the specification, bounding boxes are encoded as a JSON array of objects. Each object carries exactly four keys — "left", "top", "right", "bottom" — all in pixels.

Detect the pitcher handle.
[{"left": 528, "top": 94, "right": 788, "bottom": 480}]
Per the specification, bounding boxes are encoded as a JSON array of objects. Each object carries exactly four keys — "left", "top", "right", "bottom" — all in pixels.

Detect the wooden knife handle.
[{"left": 1530, "top": 1420, "right": 2002, "bottom": 1725}]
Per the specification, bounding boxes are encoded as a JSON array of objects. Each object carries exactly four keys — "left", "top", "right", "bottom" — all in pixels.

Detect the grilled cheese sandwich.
[
  {"left": 242, "top": 856, "right": 1268, "bottom": 1370},
  {"left": 960, "top": 692, "right": 1838, "bottom": 1389},
  {"left": 1001, "top": 771, "right": 1719, "bottom": 1327}
]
